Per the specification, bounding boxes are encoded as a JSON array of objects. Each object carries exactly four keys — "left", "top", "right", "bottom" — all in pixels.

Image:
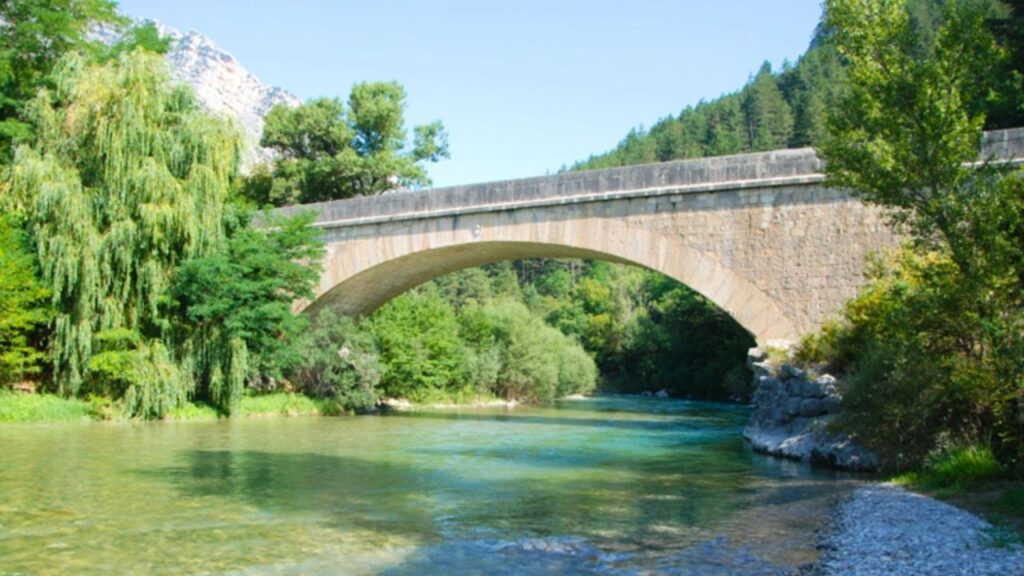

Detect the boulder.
[
  {"left": 746, "top": 347, "right": 768, "bottom": 368},
  {"left": 756, "top": 376, "right": 781, "bottom": 395},
  {"left": 799, "top": 398, "right": 826, "bottom": 418},
  {"left": 823, "top": 394, "right": 842, "bottom": 415},
  {"left": 743, "top": 362, "right": 877, "bottom": 471},
  {"left": 655, "top": 389, "right": 669, "bottom": 399},
  {"left": 751, "top": 361, "right": 774, "bottom": 379},
  {"left": 780, "top": 363, "right": 806, "bottom": 380},
  {"left": 810, "top": 436, "right": 878, "bottom": 471}
]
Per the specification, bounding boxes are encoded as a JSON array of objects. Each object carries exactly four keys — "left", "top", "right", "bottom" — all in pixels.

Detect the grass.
[
  {"left": 999, "top": 486, "right": 1024, "bottom": 518},
  {"left": 891, "top": 445, "right": 1024, "bottom": 543},
  {"left": 166, "top": 401, "right": 222, "bottom": 421},
  {"left": 892, "top": 445, "right": 1006, "bottom": 496},
  {"left": 0, "top": 390, "right": 348, "bottom": 423},
  {"left": 402, "top": 386, "right": 504, "bottom": 406},
  {"left": 0, "top": 390, "right": 94, "bottom": 423},
  {"left": 763, "top": 345, "right": 791, "bottom": 366},
  {"left": 238, "top": 392, "right": 341, "bottom": 417}
]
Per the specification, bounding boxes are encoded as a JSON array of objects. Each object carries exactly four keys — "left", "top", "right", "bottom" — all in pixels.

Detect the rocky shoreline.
[
  {"left": 808, "top": 483, "right": 1024, "bottom": 575},
  {"left": 743, "top": 348, "right": 877, "bottom": 471}
]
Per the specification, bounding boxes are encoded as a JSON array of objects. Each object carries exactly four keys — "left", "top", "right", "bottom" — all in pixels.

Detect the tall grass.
[
  {"left": 239, "top": 393, "right": 341, "bottom": 417},
  {"left": 0, "top": 391, "right": 93, "bottom": 423},
  {"left": 893, "top": 445, "right": 1006, "bottom": 495},
  {"left": 0, "top": 391, "right": 349, "bottom": 423}
]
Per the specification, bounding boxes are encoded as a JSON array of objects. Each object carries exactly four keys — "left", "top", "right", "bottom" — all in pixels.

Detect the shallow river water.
[{"left": 0, "top": 396, "right": 858, "bottom": 575}]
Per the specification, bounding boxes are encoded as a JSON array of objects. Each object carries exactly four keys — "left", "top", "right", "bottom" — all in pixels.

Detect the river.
[{"left": 0, "top": 396, "right": 858, "bottom": 575}]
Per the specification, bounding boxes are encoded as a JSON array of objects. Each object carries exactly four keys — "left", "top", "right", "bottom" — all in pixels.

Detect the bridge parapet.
[
  {"left": 275, "top": 127, "right": 1024, "bottom": 229},
  {"left": 280, "top": 127, "right": 1024, "bottom": 345}
]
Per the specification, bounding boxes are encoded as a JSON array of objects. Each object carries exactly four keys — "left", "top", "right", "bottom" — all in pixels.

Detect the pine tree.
[{"left": 742, "top": 62, "right": 795, "bottom": 151}]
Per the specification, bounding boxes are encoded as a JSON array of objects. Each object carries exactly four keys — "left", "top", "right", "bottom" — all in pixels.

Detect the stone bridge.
[{"left": 275, "top": 128, "right": 1024, "bottom": 345}]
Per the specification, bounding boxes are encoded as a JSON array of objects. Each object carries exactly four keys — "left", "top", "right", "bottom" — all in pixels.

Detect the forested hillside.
[{"left": 570, "top": 0, "right": 1023, "bottom": 171}]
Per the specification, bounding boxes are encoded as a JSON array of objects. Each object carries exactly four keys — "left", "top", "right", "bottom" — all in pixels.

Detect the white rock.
[{"left": 94, "top": 19, "right": 302, "bottom": 171}]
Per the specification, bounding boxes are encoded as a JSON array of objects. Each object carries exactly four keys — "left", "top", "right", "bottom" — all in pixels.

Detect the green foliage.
[
  {"left": 514, "top": 260, "right": 753, "bottom": 401},
  {"left": 238, "top": 392, "right": 340, "bottom": 417},
  {"left": 172, "top": 210, "right": 323, "bottom": 414},
  {"left": 166, "top": 400, "right": 221, "bottom": 421},
  {"left": 893, "top": 445, "right": 1007, "bottom": 494},
  {"left": 571, "top": 44, "right": 844, "bottom": 170},
  {"left": 460, "top": 300, "right": 597, "bottom": 402},
  {"left": 369, "top": 290, "right": 467, "bottom": 401},
  {"left": 985, "top": 0, "right": 1024, "bottom": 128},
  {"left": 810, "top": 0, "right": 1024, "bottom": 471},
  {"left": 570, "top": 0, "right": 1017, "bottom": 172},
  {"left": 998, "top": 487, "right": 1024, "bottom": 520},
  {"left": 8, "top": 50, "right": 240, "bottom": 416},
  {"left": 243, "top": 82, "right": 449, "bottom": 206},
  {"left": 382, "top": 258, "right": 749, "bottom": 403},
  {"left": 292, "top": 309, "right": 381, "bottom": 412},
  {"left": 0, "top": 215, "right": 50, "bottom": 385},
  {"left": 0, "top": 390, "right": 92, "bottom": 423},
  {"left": 105, "top": 22, "right": 174, "bottom": 60},
  {"left": 0, "top": 0, "right": 123, "bottom": 163},
  {"left": 743, "top": 62, "right": 794, "bottom": 151},
  {"left": 598, "top": 274, "right": 755, "bottom": 400},
  {"left": 817, "top": 244, "right": 1024, "bottom": 470},
  {"left": 821, "top": 0, "right": 1008, "bottom": 270},
  {"left": 85, "top": 330, "right": 192, "bottom": 419}
]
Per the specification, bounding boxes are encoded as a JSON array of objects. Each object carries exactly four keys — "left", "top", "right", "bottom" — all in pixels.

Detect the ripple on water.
[{"left": 0, "top": 397, "right": 856, "bottom": 575}]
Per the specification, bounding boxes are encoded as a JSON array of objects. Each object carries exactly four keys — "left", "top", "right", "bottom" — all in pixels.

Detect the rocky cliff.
[{"left": 95, "top": 20, "right": 301, "bottom": 170}]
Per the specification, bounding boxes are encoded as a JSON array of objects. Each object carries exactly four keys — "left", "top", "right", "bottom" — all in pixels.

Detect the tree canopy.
[
  {"left": 0, "top": 214, "right": 49, "bottom": 385},
  {"left": 243, "top": 82, "right": 449, "bottom": 206},
  {"left": 798, "top": 0, "right": 1024, "bottom": 470},
  {"left": 0, "top": 0, "right": 123, "bottom": 164}
]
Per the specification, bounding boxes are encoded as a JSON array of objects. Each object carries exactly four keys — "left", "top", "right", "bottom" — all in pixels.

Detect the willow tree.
[{"left": 8, "top": 50, "right": 240, "bottom": 416}]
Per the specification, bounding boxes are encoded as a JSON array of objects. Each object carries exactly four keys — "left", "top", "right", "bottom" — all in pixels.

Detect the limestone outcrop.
[
  {"left": 93, "top": 20, "right": 301, "bottom": 170},
  {"left": 743, "top": 348, "right": 877, "bottom": 471}
]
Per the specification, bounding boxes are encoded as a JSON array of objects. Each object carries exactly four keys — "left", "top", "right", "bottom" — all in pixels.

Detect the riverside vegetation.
[
  {"left": 580, "top": 0, "right": 1024, "bottom": 527},
  {"left": 0, "top": 0, "right": 754, "bottom": 422},
  {"left": 2, "top": 0, "right": 1024, "bottom": 523}
]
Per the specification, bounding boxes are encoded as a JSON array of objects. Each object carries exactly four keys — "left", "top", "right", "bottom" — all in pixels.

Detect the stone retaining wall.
[{"left": 743, "top": 348, "right": 877, "bottom": 471}]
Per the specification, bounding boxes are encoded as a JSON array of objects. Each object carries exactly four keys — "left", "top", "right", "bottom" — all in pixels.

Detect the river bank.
[
  {"left": 810, "top": 483, "right": 1024, "bottom": 575},
  {"left": 0, "top": 390, "right": 340, "bottom": 423},
  {"left": 0, "top": 390, "right": 528, "bottom": 424}
]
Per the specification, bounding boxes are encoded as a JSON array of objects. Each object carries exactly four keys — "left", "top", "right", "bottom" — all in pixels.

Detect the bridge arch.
[
  {"left": 276, "top": 132, "right": 1016, "bottom": 346},
  {"left": 304, "top": 211, "right": 798, "bottom": 344}
]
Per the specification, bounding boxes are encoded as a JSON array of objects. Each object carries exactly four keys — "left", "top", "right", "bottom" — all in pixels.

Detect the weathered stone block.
[
  {"left": 823, "top": 394, "right": 842, "bottom": 415},
  {"left": 757, "top": 376, "right": 781, "bottom": 394},
  {"left": 799, "top": 398, "right": 826, "bottom": 417},
  {"left": 782, "top": 362, "right": 806, "bottom": 381}
]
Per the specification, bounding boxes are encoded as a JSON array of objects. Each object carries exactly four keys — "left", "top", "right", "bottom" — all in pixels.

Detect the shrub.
[{"left": 292, "top": 310, "right": 381, "bottom": 412}]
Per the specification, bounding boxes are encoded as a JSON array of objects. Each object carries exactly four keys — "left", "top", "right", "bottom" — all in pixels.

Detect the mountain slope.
[{"left": 96, "top": 20, "right": 301, "bottom": 169}]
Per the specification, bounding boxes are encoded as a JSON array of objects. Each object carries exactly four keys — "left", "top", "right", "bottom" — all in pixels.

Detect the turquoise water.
[{"left": 0, "top": 397, "right": 856, "bottom": 575}]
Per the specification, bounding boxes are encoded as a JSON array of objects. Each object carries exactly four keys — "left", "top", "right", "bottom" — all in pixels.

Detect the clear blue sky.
[{"left": 116, "top": 1, "right": 823, "bottom": 187}]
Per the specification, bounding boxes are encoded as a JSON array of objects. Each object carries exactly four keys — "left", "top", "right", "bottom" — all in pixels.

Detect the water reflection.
[{"left": 0, "top": 397, "right": 858, "bottom": 575}]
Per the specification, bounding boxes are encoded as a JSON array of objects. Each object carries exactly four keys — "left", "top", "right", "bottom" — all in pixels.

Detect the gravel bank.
[{"left": 814, "top": 483, "right": 1024, "bottom": 575}]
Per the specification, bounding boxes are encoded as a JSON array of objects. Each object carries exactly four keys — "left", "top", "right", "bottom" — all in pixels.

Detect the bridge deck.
[{"left": 275, "top": 127, "right": 1024, "bottom": 228}]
